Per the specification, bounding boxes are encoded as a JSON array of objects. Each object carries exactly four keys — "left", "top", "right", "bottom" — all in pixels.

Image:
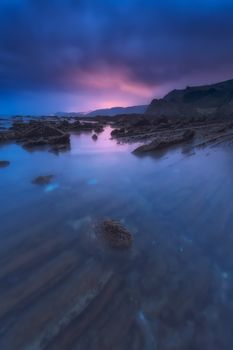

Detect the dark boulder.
[
  {"left": 97, "top": 219, "right": 133, "bottom": 249},
  {"left": 32, "top": 175, "right": 54, "bottom": 185},
  {"left": 21, "top": 125, "right": 64, "bottom": 139},
  {"left": 94, "top": 125, "right": 104, "bottom": 133},
  {"left": 19, "top": 124, "right": 70, "bottom": 150},
  {"left": 92, "top": 134, "right": 98, "bottom": 141},
  {"left": 0, "top": 160, "right": 10, "bottom": 168}
]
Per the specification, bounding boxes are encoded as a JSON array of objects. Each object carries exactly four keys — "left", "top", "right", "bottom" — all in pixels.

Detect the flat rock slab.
[{"left": 133, "top": 129, "right": 195, "bottom": 154}]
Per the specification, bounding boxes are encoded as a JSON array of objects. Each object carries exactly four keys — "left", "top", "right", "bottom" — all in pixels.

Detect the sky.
[{"left": 0, "top": 0, "right": 233, "bottom": 115}]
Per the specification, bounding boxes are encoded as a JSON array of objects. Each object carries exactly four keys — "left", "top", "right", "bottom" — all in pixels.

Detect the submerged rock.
[
  {"left": 0, "top": 160, "right": 10, "bottom": 168},
  {"left": 92, "top": 133, "right": 98, "bottom": 141},
  {"left": 32, "top": 175, "right": 54, "bottom": 185},
  {"left": 94, "top": 125, "right": 104, "bottom": 133},
  {"left": 133, "top": 129, "right": 195, "bottom": 154},
  {"left": 97, "top": 219, "right": 133, "bottom": 249}
]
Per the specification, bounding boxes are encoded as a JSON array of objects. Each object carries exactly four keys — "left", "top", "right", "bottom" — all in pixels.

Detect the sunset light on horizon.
[{"left": 0, "top": 0, "right": 233, "bottom": 114}]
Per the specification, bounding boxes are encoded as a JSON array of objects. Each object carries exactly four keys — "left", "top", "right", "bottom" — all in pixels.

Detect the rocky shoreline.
[
  {"left": 0, "top": 117, "right": 105, "bottom": 153},
  {"left": 1, "top": 78, "right": 233, "bottom": 155},
  {"left": 109, "top": 114, "right": 233, "bottom": 153},
  {"left": 1, "top": 114, "right": 233, "bottom": 156}
]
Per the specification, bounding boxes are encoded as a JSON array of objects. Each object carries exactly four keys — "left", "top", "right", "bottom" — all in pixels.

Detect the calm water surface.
[{"left": 0, "top": 127, "right": 233, "bottom": 349}]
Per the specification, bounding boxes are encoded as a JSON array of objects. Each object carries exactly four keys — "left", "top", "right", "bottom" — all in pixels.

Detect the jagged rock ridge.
[{"left": 146, "top": 79, "right": 233, "bottom": 119}]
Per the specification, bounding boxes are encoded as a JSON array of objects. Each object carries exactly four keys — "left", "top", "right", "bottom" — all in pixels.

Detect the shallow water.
[{"left": 1, "top": 126, "right": 233, "bottom": 349}]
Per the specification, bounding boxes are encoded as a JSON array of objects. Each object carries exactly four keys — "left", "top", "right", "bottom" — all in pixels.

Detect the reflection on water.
[
  {"left": 70, "top": 127, "right": 136, "bottom": 154},
  {"left": 0, "top": 126, "right": 233, "bottom": 349}
]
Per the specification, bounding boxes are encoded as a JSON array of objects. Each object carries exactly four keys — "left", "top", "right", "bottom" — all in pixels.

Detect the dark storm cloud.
[{"left": 0, "top": 0, "right": 233, "bottom": 113}]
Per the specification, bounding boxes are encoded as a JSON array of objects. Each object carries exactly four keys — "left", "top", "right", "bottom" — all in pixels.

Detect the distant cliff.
[
  {"left": 56, "top": 105, "right": 147, "bottom": 118},
  {"left": 86, "top": 105, "right": 147, "bottom": 117},
  {"left": 146, "top": 79, "right": 233, "bottom": 119}
]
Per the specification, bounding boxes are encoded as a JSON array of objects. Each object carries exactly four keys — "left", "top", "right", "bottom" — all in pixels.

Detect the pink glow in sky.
[
  {"left": 1, "top": 0, "right": 233, "bottom": 115},
  {"left": 78, "top": 68, "right": 152, "bottom": 97},
  {"left": 67, "top": 67, "right": 159, "bottom": 111}
]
